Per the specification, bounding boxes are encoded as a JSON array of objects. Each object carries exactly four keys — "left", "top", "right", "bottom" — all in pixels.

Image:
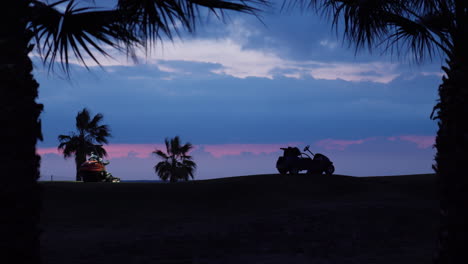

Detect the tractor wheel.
[
  {"left": 277, "top": 168, "right": 288, "bottom": 175},
  {"left": 325, "top": 165, "right": 335, "bottom": 176},
  {"left": 289, "top": 168, "right": 300, "bottom": 175}
]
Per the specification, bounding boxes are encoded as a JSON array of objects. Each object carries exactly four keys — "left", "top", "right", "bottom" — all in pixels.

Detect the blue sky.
[{"left": 35, "top": 1, "right": 441, "bottom": 180}]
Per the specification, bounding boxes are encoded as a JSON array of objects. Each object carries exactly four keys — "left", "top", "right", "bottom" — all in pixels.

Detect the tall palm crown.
[
  {"left": 153, "top": 136, "right": 196, "bottom": 182},
  {"left": 298, "top": 0, "right": 467, "bottom": 263},
  {"left": 58, "top": 108, "right": 111, "bottom": 181},
  {"left": 1, "top": 1, "right": 265, "bottom": 262}
]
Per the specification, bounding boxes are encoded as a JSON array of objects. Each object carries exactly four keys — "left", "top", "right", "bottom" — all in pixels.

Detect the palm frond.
[
  {"left": 117, "top": 0, "right": 267, "bottom": 45},
  {"left": 30, "top": 0, "right": 138, "bottom": 72},
  {"left": 57, "top": 134, "right": 80, "bottom": 158},
  {"left": 179, "top": 142, "right": 193, "bottom": 155},
  {"left": 153, "top": 136, "right": 196, "bottom": 181},
  {"left": 383, "top": 13, "right": 439, "bottom": 62},
  {"left": 57, "top": 134, "right": 72, "bottom": 142},
  {"left": 88, "top": 113, "right": 104, "bottom": 128},
  {"left": 153, "top": 149, "right": 169, "bottom": 160},
  {"left": 171, "top": 136, "right": 181, "bottom": 156},
  {"left": 164, "top": 137, "right": 172, "bottom": 156},
  {"left": 296, "top": 0, "right": 453, "bottom": 62},
  {"left": 182, "top": 159, "right": 197, "bottom": 169},
  {"left": 90, "top": 124, "right": 111, "bottom": 144},
  {"left": 76, "top": 108, "right": 91, "bottom": 132},
  {"left": 94, "top": 145, "right": 108, "bottom": 157},
  {"left": 155, "top": 161, "right": 172, "bottom": 181}
]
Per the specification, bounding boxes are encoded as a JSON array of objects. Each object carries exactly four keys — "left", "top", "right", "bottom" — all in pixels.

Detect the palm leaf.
[
  {"left": 179, "top": 142, "right": 193, "bottom": 155},
  {"left": 30, "top": 0, "right": 138, "bottom": 72},
  {"left": 155, "top": 161, "right": 172, "bottom": 181},
  {"left": 76, "top": 108, "right": 91, "bottom": 132},
  {"left": 117, "top": 0, "right": 267, "bottom": 44},
  {"left": 88, "top": 113, "right": 104, "bottom": 129},
  {"left": 297, "top": 0, "right": 453, "bottom": 61},
  {"left": 182, "top": 159, "right": 197, "bottom": 169},
  {"left": 171, "top": 136, "right": 181, "bottom": 156},
  {"left": 153, "top": 149, "right": 169, "bottom": 160},
  {"left": 164, "top": 138, "right": 172, "bottom": 156},
  {"left": 58, "top": 134, "right": 80, "bottom": 158},
  {"left": 94, "top": 145, "right": 108, "bottom": 157}
]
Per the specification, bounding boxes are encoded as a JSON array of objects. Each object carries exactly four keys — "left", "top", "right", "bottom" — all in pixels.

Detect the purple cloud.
[{"left": 315, "top": 138, "right": 376, "bottom": 151}]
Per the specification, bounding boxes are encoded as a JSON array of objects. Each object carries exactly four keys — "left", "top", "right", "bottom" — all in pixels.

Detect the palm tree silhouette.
[
  {"left": 153, "top": 136, "right": 196, "bottom": 182},
  {"left": 1, "top": 1, "right": 264, "bottom": 262},
  {"left": 299, "top": 0, "right": 467, "bottom": 262},
  {"left": 58, "top": 108, "right": 111, "bottom": 181}
]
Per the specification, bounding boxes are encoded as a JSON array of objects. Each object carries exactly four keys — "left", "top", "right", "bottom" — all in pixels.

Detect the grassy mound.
[{"left": 41, "top": 174, "right": 438, "bottom": 264}]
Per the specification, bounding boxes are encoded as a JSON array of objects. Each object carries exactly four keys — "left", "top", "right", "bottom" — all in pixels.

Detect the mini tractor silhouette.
[{"left": 276, "top": 145, "right": 335, "bottom": 175}]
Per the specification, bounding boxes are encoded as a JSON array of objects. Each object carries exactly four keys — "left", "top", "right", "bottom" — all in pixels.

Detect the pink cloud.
[
  {"left": 38, "top": 143, "right": 300, "bottom": 160},
  {"left": 315, "top": 138, "right": 375, "bottom": 151},
  {"left": 105, "top": 144, "right": 165, "bottom": 158},
  {"left": 37, "top": 144, "right": 164, "bottom": 159},
  {"left": 389, "top": 135, "right": 435, "bottom": 149},
  {"left": 37, "top": 136, "right": 434, "bottom": 161},
  {"left": 37, "top": 147, "right": 61, "bottom": 156},
  {"left": 201, "top": 143, "right": 300, "bottom": 158}
]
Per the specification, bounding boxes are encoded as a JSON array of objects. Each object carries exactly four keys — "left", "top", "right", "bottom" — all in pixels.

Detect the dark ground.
[{"left": 40, "top": 174, "right": 438, "bottom": 264}]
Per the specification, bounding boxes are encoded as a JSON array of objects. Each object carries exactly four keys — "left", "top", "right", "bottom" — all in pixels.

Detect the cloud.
[
  {"left": 37, "top": 147, "right": 60, "bottom": 156},
  {"left": 319, "top": 39, "right": 338, "bottom": 50},
  {"left": 55, "top": 40, "right": 402, "bottom": 83},
  {"left": 315, "top": 138, "right": 376, "bottom": 151},
  {"left": 36, "top": 16, "right": 405, "bottom": 84},
  {"left": 307, "top": 62, "right": 400, "bottom": 83},
  {"left": 201, "top": 143, "right": 300, "bottom": 158},
  {"left": 105, "top": 144, "right": 165, "bottom": 158},
  {"left": 39, "top": 143, "right": 305, "bottom": 161},
  {"left": 388, "top": 135, "right": 435, "bottom": 149},
  {"left": 38, "top": 144, "right": 164, "bottom": 159},
  {"left": 315, "top": 135, "right": 435, "bottom": 151}
]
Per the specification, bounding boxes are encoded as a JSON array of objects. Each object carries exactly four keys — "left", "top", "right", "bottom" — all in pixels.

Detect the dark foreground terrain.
[{"left": 41, "top": 174, "right": 438, "bottom": 264}]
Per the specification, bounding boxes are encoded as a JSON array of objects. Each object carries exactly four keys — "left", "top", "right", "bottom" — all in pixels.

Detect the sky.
[{"left": 35, "top": 0, "right": 442, "bottom": 181}]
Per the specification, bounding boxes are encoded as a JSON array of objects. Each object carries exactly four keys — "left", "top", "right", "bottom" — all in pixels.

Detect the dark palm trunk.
[
  {"left": 75, "top": 154, "right": 86, "bottom": 181},
  {"left": 433, "top": 3, "right": 468, "bottom": 263},
  {"left": 0, "top": 1, "right": 42, "bottom": 263},
  {"left": 433, "top": 53, "right": 468, "bottom": 264}
]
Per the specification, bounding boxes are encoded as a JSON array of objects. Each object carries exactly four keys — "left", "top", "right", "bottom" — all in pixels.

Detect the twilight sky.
[{"left": 35, "top": 1, "right": 441, "bottom": 181}]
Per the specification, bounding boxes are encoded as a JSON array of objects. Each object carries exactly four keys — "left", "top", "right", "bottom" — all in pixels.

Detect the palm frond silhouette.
[{"left": 153, "top": 136, "right": 196, "bottom": 182}]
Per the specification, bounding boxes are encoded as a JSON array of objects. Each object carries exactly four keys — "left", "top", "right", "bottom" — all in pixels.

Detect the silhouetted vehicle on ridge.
[{"left": 276, "top": 145, "right": 335, "bottom": 175}]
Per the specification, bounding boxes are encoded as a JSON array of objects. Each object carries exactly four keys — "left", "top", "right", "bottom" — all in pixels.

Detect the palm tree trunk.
[
  {"left": 433, "top": 55, "right": 468, "bottom": 263},
  {"left": 75, "top": 155, "right": 86, "bottom": 181},
  {"left": 0, "top": 1, "right": 42, "bottom": 263}
]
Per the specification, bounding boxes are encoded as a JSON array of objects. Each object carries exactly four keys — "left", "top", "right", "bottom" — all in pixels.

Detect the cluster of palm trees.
[
  {"left": 58, "top": 108, "right": 196, "bottom": 183},
  {"left": 1, "top": 0, "right": 467, "bottom": 263}
]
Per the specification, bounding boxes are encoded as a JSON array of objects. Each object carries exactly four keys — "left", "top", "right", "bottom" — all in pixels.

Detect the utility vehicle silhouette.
[{"left": 276, "top": 145, "right": 335, "bottom": 175}]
